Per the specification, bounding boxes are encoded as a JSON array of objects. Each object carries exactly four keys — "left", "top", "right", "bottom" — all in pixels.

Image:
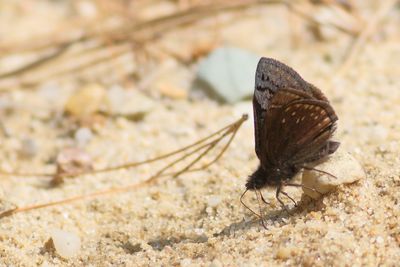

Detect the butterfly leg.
[
  {"left": 240, "top": 189, "right": 261, "bottom": 219},
  {"left": 255, "top": 189, "right": 268, "bottom": 229},
  {"left": 276, "top": 184, "right": 290, "bottom": 214},
  {"left": 259, "top": 191, "right": 270, "bottom": 205},
  {"left": 280, "top": 190, "right": 297, "bottom": 207}
]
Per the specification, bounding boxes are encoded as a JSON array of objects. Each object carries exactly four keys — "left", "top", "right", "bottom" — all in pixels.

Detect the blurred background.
[
  {"left": 0, "top": 0, "right": 398, "bottom": 165},
  {"left": 1, "top": 1, "right": 393, "bottom": 99}
]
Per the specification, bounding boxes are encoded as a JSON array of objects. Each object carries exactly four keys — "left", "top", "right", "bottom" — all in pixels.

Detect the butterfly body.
[
  {"left": 246, "top": 163, "right": 299, "bottom": 190},
  {"left": 246, "top": 58, "right": 339, "bottom": 203}
]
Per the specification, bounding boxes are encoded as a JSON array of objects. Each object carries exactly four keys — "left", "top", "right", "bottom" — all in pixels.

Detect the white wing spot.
[
  {"left": 301, "top": 116, "right": 305, "bottom": 121},
  {"left": 291, "top": 111, "right": 296, "bottom": 116},
  {"left": 282, "top": 118, "right": 286, "bottom": 123},
  {"left": 315, "top": 107, "right": 320, "bottom": 111},
  {"left": 320, "top": 110, "right": 326, "bottom": 115},
  {"left": 314, "top": 115, "right": 319, "bottom": 120},
  {"left": 310, "top": 113, "right": 314, "bottom": 116},
  {"left": 296, "top": 118, "right": 300, "bottom": 124}
]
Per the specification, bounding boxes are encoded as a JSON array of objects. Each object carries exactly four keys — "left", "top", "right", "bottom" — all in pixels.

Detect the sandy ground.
[{"left": 0, "top": 1, "right": 399, "bottom": 266}]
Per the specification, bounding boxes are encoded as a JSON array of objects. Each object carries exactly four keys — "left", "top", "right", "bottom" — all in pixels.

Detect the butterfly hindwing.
[{"left": 263, "top": 89, "right": 338, "bottom": 165}]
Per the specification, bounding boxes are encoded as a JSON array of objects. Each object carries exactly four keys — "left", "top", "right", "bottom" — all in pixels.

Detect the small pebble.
[
  {"left": 107, "top": 85, "right": 155, "bottom": 116},
  {"left": 19, "top": 138, "right": 38, "bottom": 158},
  {"left": 376, "top": 236, "right": 384, "bottom": 244},
  {"left": 180, "top": 258, "right": 192, "bottom": 267},
  {"left": 276, "top": 246, "right": 295, "bottom": 260},
  {"left": 302, "top": 145, "right": 365, "bottom": 199},
  {"left": 158, "top": 83, "right": 187, "bottom": 99},
  {"left": 369, "top": 125, "right": 388, "bottom": 142},
  {"left": 76, "top": 0, "right": 98, "bottom": 18},
  {"left": 209, "top": 259, "right": 223, "bottom": 267},
  {"left": 74, "top": 127, "right": 93, "bottom": 146},
  {"left": 55, "top": 147, "right": 93, "bottom": 180},
  {"left": 207, "top": 195, "right": 221, "bottom": 208},
  {"left": 38, "top": 82, "right": 67, "bottom": 101},
  {"left": 50, "top": 229, "right": 81, "bottom": 259},
  {"left": 65, "top": 83, "right": 106, "bottom": 117},
  {"left": 39, "top": 261, "right": 51, "bottom": 267}
]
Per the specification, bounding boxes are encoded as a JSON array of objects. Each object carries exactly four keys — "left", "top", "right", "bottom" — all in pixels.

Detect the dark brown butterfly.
[{"left": 243, "top": 58, "right": 339, "bottom": 227}]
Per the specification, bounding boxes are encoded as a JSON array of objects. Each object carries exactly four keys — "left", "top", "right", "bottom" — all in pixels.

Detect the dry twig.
[
  {"left": 0, "top": 114, "right": 248, "bottom": 218},
  {"left": 333, "top": 0, "right": 398, "bottom": 81},
  {"left": 0, "top": 0, "right": 283, "bottom": 90}
]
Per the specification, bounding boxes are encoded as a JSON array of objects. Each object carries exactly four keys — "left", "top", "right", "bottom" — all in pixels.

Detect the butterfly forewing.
[
  {"left": 253, "top": 58, "right": 330, "bottom": 164},
  {"left": 255, "top": 58, "right": 310, "bottom": 100}
]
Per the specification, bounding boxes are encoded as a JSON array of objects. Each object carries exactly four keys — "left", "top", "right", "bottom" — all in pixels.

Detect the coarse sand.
[{"left": 0, "top": 1, "right": 399, "bottom": 266}]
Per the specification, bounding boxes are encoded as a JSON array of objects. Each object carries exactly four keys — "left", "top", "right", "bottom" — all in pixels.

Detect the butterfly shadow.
[{"left": 213, "top": 194, "right": 327, "bottom": 238}]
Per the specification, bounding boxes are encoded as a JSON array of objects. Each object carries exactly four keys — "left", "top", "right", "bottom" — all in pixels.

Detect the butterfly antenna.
[
  {"left": 240, "top": 189, "right": 262, "bottom": 219},
  {"left": 284, "top": 182, "right": 323, "bottom": 195},
  {"left": 302, "top": 166, "right": 338, "bottom": 179}
]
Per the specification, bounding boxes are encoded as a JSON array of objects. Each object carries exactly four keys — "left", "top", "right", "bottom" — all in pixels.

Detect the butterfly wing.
[
  {"left": 263, "top": 89, "right": 338, "bottom": 166},
  {"left": 254, "top": 58, "right": 311, "bottom": 109},
  {"left": 253, "top": 58, "right": 315, "bottom": 161}
]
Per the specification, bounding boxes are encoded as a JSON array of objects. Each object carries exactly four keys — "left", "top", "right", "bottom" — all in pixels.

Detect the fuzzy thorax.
[{"left": 246, "top": 164, "right": 299, "bottom": 190}]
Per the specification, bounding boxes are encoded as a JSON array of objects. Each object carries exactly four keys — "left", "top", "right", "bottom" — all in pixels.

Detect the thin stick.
[
  {"left": 176, "top": 115, "right": 243, "bottom": 174},
  {"left": 286, "top": 2, "right": 359, "bottom": 35},
  {"left": 0, "top": 1, "right": 283, "bottom": 90},
  {"left": 333, "top": 0, "right": 398, "bottom": 80},
  {"left": 171, "top": 124, "right": 235, "bottom": 178},
  {"left": 0, "top": 43, "right": 72, "bottom": 79},
  {"left": 0, "top": 115, "right": 247, "bottom": 179},
  {"left": 0, "top": 115, "right": 248, "bottom": 218}
]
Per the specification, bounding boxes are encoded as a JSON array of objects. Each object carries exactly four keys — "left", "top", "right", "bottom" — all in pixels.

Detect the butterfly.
[{"left": 242, "top": 58, "right": 339, "bottom": 227}]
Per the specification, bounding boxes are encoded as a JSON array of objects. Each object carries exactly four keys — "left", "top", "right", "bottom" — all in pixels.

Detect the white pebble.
[
  {"left": 207, "top": 195, "right": 221, "bottom": 207},
  {"left": 77, "top": 0, "right": 98, "bottom": 18},
  {"left": 50, "top": 229, "right": 81, "bottom": 259},
  {"left": 302, "top": 145, "right": 365, "bottom": 199},
  {"left": 75, "top": 127, "right": 93, "bottom": 146},
  {"left": 180, "top": 258, "right": 192, "bottom": 267},
  {"left": 370, "top": 125, "right": 388, "bottom": 141},
  {"left": 209, "top": 259, "right": 223, "bottom": 267},
  {"left": 19, "top": 138, "right": 38, "bottom": 158}
]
